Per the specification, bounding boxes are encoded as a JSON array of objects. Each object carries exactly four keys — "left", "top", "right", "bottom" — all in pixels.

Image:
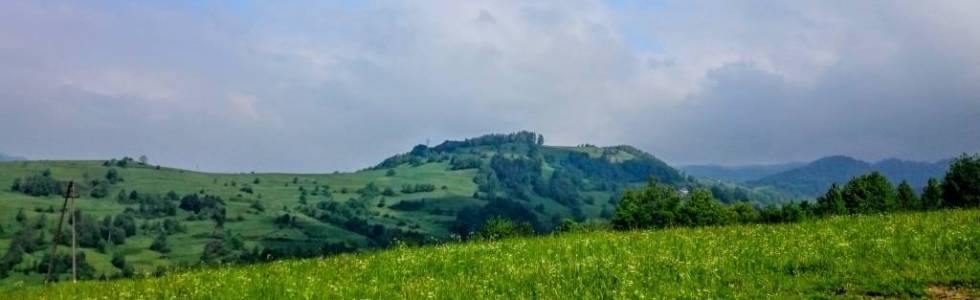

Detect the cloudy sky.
[{"left": 1, "top": 0, "right": 978, "bottom": 172}]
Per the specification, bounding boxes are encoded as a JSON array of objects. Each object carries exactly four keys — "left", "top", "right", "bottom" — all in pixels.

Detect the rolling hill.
[
  {"left": 8, "top": 209, "right": 979, "bottom": 299},
  {"left": 748, "top": 156, "right": 952, "bottom": 197},
  {"left": 0, "top": 131, "right": 695, "bottom": 286},
  {"left": 2, "top": 132, "right": 962, "bottom": 288}
]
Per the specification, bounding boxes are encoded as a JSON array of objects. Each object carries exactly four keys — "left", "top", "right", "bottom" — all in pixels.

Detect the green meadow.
[
  {"left": 0, "top": 159, "right": 481, "bottom": 286},
  {"left": 7, "top": 209, "right": 978, "bottom": 299}
]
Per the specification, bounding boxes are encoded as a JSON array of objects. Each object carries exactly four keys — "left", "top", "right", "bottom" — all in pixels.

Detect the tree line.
[{"left": 612, "top": 154, "right": 980, "bottom": 230}]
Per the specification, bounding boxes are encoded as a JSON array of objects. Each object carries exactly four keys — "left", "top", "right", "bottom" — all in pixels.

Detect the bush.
[
  {"left": 841, "top": 172, "right": 896, "bottom": 214},
  {"left": 476, "top": 217, "right": 533, "bottom": 241},
  {"left": 89, "top": 179, "right": 110, "bottom": 198},
  {"left": 678, "top": 189, "right": 734, "bottom": 227},
  {"left": 105, "top": 168, "right": 123, "bottom": 184},
  {"left": 400, "top": 184, "right": 436, "bottom": 194},
  {"left": 150, "top": 233, "right": 170, "bottom": 253},
  {"left": 390, "top": 200, "right": 426, "bottom": 211},
  {"left": 612, "top": 179, "right": 681, "bottom": 230},
  {"left": 11, "top": 170, "right": 64, "bottom": 197},
  {"left": 942, "top": 154, "right": 980, "bottom": 208}
]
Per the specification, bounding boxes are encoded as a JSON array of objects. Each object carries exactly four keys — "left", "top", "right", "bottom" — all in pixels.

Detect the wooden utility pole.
[
  {"left": 70, "top": 186, "right": 78, "bottom": 283},
  {"left": 44, "top": 181, "right": 77, "bottom": 285}
]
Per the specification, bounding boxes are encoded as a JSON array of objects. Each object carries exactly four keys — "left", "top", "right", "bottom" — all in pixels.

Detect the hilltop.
[
  {"left": 0, "top": 132, "right": 699, "bottom": 286},
  {"left": 7, "top": 210, "right": 979, "bottom": 299}
]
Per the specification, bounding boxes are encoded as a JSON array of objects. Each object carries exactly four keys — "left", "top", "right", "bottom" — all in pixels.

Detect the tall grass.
[{"left": 7, "top": 209, "right": 979, "bottom": 299}]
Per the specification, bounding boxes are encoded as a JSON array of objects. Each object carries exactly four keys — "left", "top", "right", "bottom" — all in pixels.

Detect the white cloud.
[{"left": 0, "top": 0, "right": 978, "bottom": 171}]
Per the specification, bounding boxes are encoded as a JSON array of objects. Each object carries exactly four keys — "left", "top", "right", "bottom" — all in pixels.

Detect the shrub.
[
  {"left": 612, "top": 179, "right": 681, "bottom": 230},
  {"left": 476, "top": 217, "right": 533, "bottom": 241},
  {"left": 942, "top": 154, "right": 980, "bottom": 208}
]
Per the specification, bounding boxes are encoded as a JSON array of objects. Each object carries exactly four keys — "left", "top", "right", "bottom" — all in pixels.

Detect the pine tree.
[
  {"left": 895, "top": 180, "right": 920, "bottom": 211},
  {"left": 817, "top": 183, "right": 847, "bottom": 215},
  {"left": 921, "top": 178, "right": 943, "bottom": 210}
]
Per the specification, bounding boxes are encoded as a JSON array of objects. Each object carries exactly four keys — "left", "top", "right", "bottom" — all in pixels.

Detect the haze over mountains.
[
  {"left": 742, "top": 156, "right": 953, "bottom": 197},
  {"left": 680, "top": 162, "right": 806, "bottom": 183},
  {"left": 0, "top": 153, "right": 24, "bottom": 162}
]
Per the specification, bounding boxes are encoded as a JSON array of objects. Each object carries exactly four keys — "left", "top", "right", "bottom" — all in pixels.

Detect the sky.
[{"left": 0, "top": 0, "right": 978, "bottom": 172}]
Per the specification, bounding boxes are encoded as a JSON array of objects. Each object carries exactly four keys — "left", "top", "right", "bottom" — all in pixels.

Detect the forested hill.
[
  {"left": 369, "top": 131, "right": 690, "bottom": 232},
  {"left": 749, "top": 155, "right": 951, "bottom": 197},
  {"left": 680, "top": 162, "right": 805, "bottom": 183},
  {"left": 0, "top": 131, "right": 696, "bottom": 286}
]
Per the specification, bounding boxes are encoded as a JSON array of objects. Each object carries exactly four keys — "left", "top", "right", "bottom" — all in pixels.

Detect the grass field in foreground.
[{"left": 7, "top": 209, "right": 980, "bottom": 299}]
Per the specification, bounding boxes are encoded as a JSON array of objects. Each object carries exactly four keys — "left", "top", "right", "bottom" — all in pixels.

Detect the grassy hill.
[
  {"left": 6, "top": 209, "right": 978, "bottom": 299},
  {"left": 0, "top": 159, "right": 477, "bottom": 285},
  {"left": 0, "top": 132, "right": 704, "bottom": 286}
]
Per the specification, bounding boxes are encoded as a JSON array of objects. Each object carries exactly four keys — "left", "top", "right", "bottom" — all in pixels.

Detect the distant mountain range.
[
  {"left": 747, "top": 155, "right": 952, "bottom": 197},
  {"left": 680, "top": 162, "right": 806, "bottom": 183},
  {"left": 0, "top": 153, "right": 24, "bottom": 161}
]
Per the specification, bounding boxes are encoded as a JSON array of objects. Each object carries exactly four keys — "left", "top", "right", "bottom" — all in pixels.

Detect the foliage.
[
  {"left": 103, "top": 157, "right": 137, "bottom": 168},
  {"left": 895, "top": 180, "right": 920, "bottom": 211},
  {"left": 942, "top": 154, "right": 980, "bottom": 208},
  {"left": 179, "top": 194, "right": 224, "bottom": 215},
  {"left": 921, "top": 178, "right": 943, "bottom": 210},
  {"left": 475, "top": 217, "right": 533, "bottom": 241},
  {"left": 34, "top": 251, "right": 96, "bottom": 281},
  {"left": 452, "top": 198, "right": 542, "bottom": 237},
  {"left": 10, "top": 170, "right": 63, "bottom": 197},
  {"left": 611, "top": 179, "right": 681, "bottom": 230},
  {"left": 105, "top": 168, "right": 123, "bottom": 184},
  {"left": 200, "top": 232, "right": 249, "bottom": 265},
  {"left": 841, "top": 172, "right": 896, "bottom": 213},
  {"left": 389, "top": 200, "right": 426, "bottom": 211},
  {"left": 400, "top": 183, "right": 436, "bottom": 194},
  {"left": 815, "top": 183, "right": 847, "bottom": 215},
  {"left": 150, "top": 233, "right": 170, "bottom": 253},
  {"left": 431, "top": 131, "right": 540, "bottom": 153},
  {"left": 678, "top": 189, "right": 734, "bottom": 227},
  {"left": 449, "top": 156, "right": 483, "bottom": 170}
]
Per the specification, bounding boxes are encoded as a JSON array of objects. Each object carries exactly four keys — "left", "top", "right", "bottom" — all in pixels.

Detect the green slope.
[
  {"left": 0, "top": 159, "right": 481, "bottom": 285},
  {"left": 7, "top": 209, "right": 979, "bottom": 299},
  {"left": 0, "top": 132, "right": 693, "bottom": 286}
]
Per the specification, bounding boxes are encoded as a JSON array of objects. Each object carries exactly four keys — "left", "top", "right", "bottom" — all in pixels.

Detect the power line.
[{"left": 44, "top": 181, "right": 78, "bottom": 285}]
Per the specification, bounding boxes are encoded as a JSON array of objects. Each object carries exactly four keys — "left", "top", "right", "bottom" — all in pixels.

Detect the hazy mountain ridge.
[
  {"left": 0, "top": 153, "right": 24, "bottom": 162},
  {"left": 749, "top": 155, "right": 952, "bottom": 196},
  {"left": 680, "top": 162, "right": 806, "bottom": 183}
]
